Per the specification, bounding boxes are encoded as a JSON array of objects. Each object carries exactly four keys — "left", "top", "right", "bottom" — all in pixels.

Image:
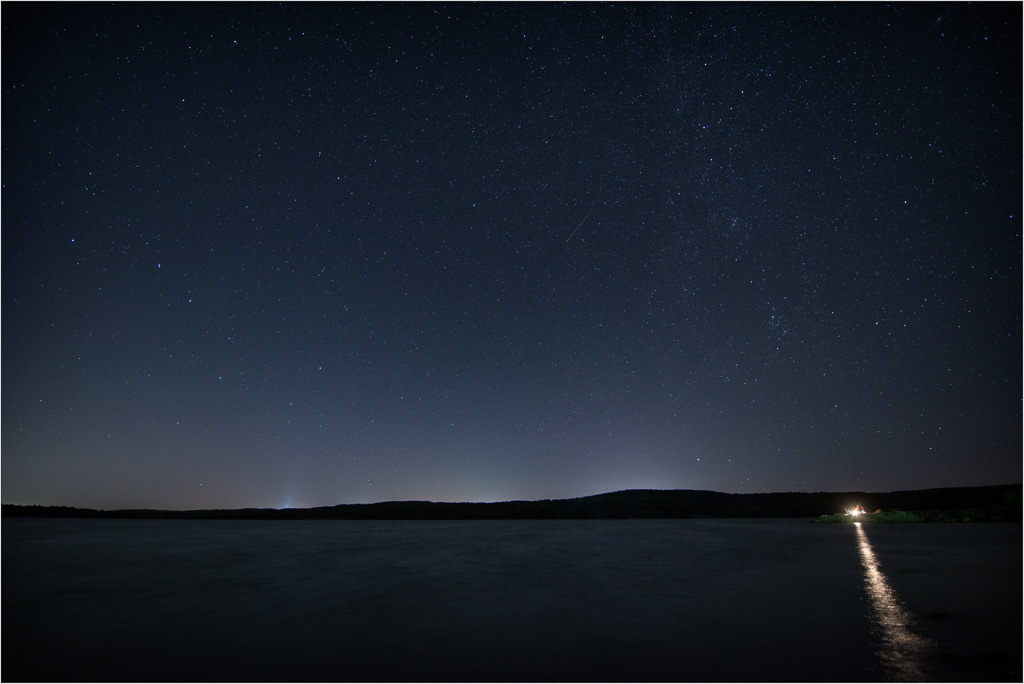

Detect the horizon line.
[{"left": 4, "top": 482, "right": 1020, "bottom": 513}]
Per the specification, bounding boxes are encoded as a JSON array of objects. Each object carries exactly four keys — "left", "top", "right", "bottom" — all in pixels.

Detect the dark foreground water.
[{"left": 2, "top": 518, "right": 1020, "bottom": 682}]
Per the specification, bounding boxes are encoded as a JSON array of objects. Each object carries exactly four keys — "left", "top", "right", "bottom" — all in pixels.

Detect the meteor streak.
[{"left": 565, "top": 210, "right": 593, "bottom": 243}]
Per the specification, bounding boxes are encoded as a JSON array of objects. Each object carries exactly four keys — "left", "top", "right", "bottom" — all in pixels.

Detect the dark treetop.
[{"left": 3, "top": 484, "right": 1020, "bottom": 522}]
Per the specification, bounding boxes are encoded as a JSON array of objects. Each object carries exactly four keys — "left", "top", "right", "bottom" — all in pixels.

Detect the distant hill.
[{"left": 3, "top": 484, "right": 1020, "bottom": 521}]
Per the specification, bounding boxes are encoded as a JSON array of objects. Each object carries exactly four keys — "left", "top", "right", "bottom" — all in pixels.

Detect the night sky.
[{"left": 3, "top": 3, "right": 1020, "bottom": 511}]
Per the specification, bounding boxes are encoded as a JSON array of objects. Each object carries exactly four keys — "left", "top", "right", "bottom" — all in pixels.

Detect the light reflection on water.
[
  {"left": 10, "top": 519, "right": 1019, "bottom": 681},
  {"left": 855, "top": 522, "right": 935, "bottom": 681}
]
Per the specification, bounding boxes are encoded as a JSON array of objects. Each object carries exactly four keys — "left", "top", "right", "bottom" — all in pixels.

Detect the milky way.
[{"left": 2, "top": 3, "right": 1019, "bottom": 509}]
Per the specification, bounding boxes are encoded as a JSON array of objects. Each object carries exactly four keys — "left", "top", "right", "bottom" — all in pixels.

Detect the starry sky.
[{"left": 2, "top": 3, "right": 1020, "bottom": 511}]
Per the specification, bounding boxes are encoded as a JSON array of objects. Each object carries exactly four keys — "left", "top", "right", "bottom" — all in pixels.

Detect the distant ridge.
[{"left": 3, "top": 484, "right": 1020, "bottom": 521}]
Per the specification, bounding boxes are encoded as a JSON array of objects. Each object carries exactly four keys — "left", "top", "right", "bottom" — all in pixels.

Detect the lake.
[{"left": 2, "top": 518, "right": 1020, "bottom": 682}]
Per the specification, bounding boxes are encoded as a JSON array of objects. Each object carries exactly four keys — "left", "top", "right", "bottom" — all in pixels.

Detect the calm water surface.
[{"left": 3, "top": 518, "right": 1019, "bottom": 682}]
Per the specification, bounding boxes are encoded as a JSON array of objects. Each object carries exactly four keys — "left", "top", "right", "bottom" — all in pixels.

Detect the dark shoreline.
[{"left": 3, "top": 484, "right": 1020, "bottom": 521}]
